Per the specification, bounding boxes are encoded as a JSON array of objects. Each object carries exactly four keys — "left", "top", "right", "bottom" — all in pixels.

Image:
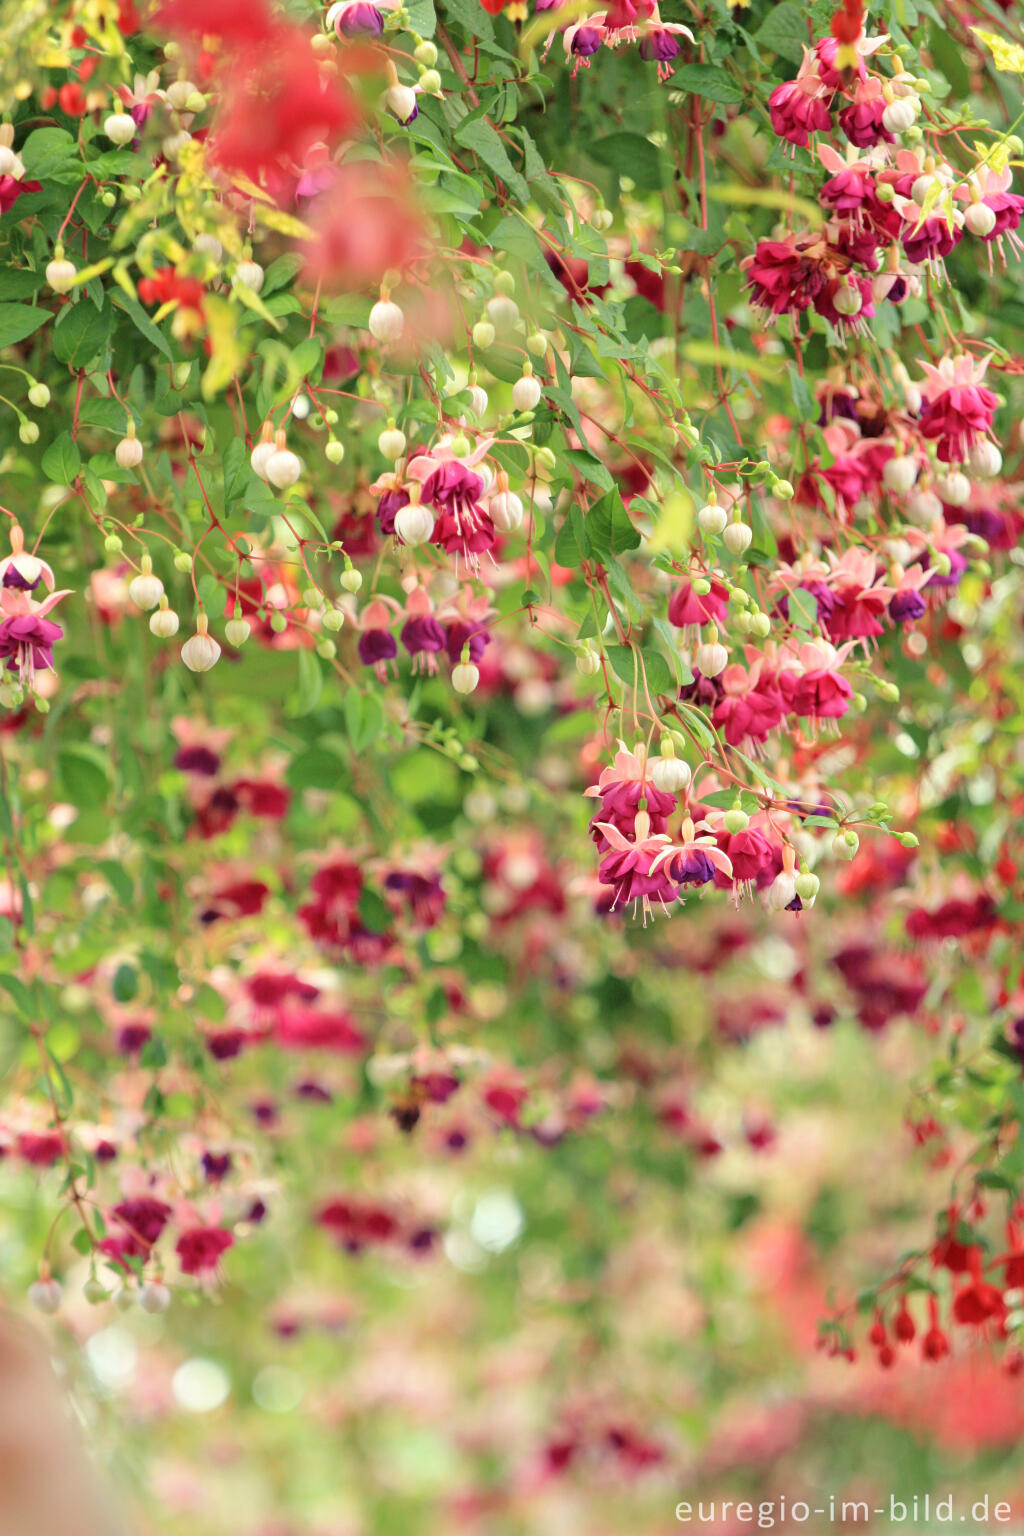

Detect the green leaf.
[
  {"left": 672, "top": 64, "right": 744, "bottom": 105},
  {"left": 755, "top": 2, "right": 810, "bottom": 63},
  {"left": 585, "top": 489, "right": 641, "bottom": 562},
  {"left": 553, "top": 503, "right": 592, "bottom": 567},
  {"left": 0, "top": 973, "right": 33, "bottom": 1017},
  {"left": 0, "top": 302, "right": 52, "bottom": 348},
  {"left": 590, "top": 134, "right": 663, "bottom": 192},
  {"left": 41, "top": 431, "right": 81, "bottom": 485},
  {"left": 52, "top": 299, "right": 113, "bottom": 368},
  {"left": 455, "top": 116, "right": 530, "bottom": 202},
  {"left": 57, "top": 744, "right": 111, "bottom": 807},
  {"left": 19, "top": 127, "right": 77, "bottom": 178},
  {"left": 786, "top": 362, "right": 817, "bottom": 423},
  {"left": 112, "top": 964, "right": 138, "bottom": 1003},
  {"left": 292, "top": 650, "right": 324, "bottom": 717},
  {"left": 111, "top": 292, "right": 174, "bottom": 360},
  {"left": 286, "top": 745, "right": 346, "bottom": 791}
]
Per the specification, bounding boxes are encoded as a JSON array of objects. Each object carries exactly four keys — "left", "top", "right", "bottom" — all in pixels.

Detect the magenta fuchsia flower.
[
  {"left": 0, "top": 530, "right": 71, "bottom": 690},
  {"left": 594, "top": 811, "right": 679, "bottom": 921},
  {"left": 839, "top": 79, "right": 894, "bottom": 148},
  {"left": 916, "top": 354, "right": 999, "bottom": 464},
  {"left": 176, "top": 1223, "right": 234, "bottom": 1275},
  {"left": 777, "top": 639, "right": 856, "bottom": 723},
  {"left": 584, "top": 741, "right": 677, "bottom": 850},
  {"left": 768, "top": 71, "right": 833, "bottom": 149},
  {"left": 712, "top": 656, "right": 786, "bottom": 748},
  {"left": 959, "top": 166, "right": 1024, "bottom": 248}
]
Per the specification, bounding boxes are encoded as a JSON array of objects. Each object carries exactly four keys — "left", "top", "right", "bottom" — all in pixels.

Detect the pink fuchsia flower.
[
  {"left": 0, "top": 175, "right": 42, "bottom": 214},
  {"left": 894, "top": 197, "right": 964, "bottom": 266},
  {"left": 741, "top": 234, "right": 829, "bottom": 319},
  {"left": 667, "top": 575, "right": 729, "bottom": 629},
  {"left": 563, "top": 21, "right": 605, "bottom": 67},
  {"left": 813, "top": 30, "right": 887, "bottom": 89},
  {"left": 176, "top": 1223, "right": 234, "bottom": 1275},
  {"left": 0, "top": 614, "right": 64, "bottom": 689},
  {"left": 838, "top": 78, "right": 894, "bottom": 148},
  {"left": 768, "top": 54, "right": 833, "bottom": 148},
  {"left": 584, "top": 740, "right": 677, "bottom": 848},
  {"left": 959, "top": 165, "right": 1024, "bottom": 245},
  {"left": 777, "top": 638, "right": 856, "bottom": 722},
  {"left": 400, "top": 586, "right": 447, "bottom": 670},
  {"left": 637, "top": 23, "right": 694, "bottom": 80},
  {"left": 650, "top": 814, "right": 734, "bottom": 893},
  {"left": 593, "top": 810, "right": 679, "bottom": 922},
  {"left": 712, "top": 654, "right": 786, "bottom": 747},
  {"left": 887, "top": 562, "right": 931, "bottom": 624},
  {"left": 916, "top": 354, "right": 999, "bottom": 464}
]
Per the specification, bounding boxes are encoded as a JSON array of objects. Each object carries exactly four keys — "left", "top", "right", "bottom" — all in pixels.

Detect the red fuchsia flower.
[
  {"left": 302, "top": 161, "right": 428, "bottom": 291},
  {"left": 709, "top": 818, "right": 779, "bottom": 892},
  {"left": 886, "top": 561, "right": 931, "bottom": 625},
  {"left": 317, "top": 1197, "right": 399, "bottom": 1250},
  {"left": 209, "top": 29, "right": 360, "bottom": 192},
  {"left": 273, "top": 1005, "right": 367, "bottom": 1053},
  {"left": 953, "top": 1249, "right": 1006, "bottom": 1328},
  {"left": 176, "top": 1223, "right": 234, "bottom": 1275},
  {"left": 820, "top": 547, "right": 893, "bottom": 643},
  {"left": 111, "top": 1197, "right": 173, "bottom": 1247},
  {"left": 838, "top": 77, "right": 893, "bottom": 147},
  {"left": 768, "top": 51, "right": 833, "bottom": 148},
  {"left": 399, "top": 586, "right": 447, "bottom": 671},
  {"left": 921, "top": 1296, "right": 950, "bottom": 1361},
  {"left": 959, "top": 165, "right": 1024, "bottom": 249},
  {"left": 777, "top": 638, "right": 856, "bottom": 724},
  {"left": 482, "top": 1073, "right": 529, "bottom": 1128},
  {"left": 16, "top": 1130, "right": 65, "bottom": 1166},
  {"left": 917, "top": 354, "right": 999, "bottom": 463},
  {"left": 667, "top": 575, "right": 729, "bottom": 630},
  {"left": 741, "top": 234, "right": 829, "bottom": 319},
  {"left": 152, "top": 0, "right": 277, "bottom": 43},
  {"left": 584, "top": 740, "right": 677, "bottom": 849},
  {"left": 137, "top": 267, "right": 206, "bottom": 316},
  {"left": 712, "top": 653, "right": 786, "bottom": 748},
  {"left": 0, "top": 174, "right": 42, "bottom": 214}
]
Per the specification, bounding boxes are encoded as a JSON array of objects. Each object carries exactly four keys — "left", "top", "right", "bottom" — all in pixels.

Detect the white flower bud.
[
  {"left": 936, "top": 471, "right": 971, "bottom": 507},
  {"left": 697, "top": 502, "right": 727, "bottom": 536},
  {"left": 0, "top": 145, "right": 17, "bottom": 175},
  {"left": 385, "top": 84, "right": 418, "bottom": 123},
  {"left": 906, "top": 488, "right": 942, "bottom": 524},
  {"left": 181, "top": 617, "right": 221, "bottom": 673},
  {"left": 251, "top": 438, "right": 276, "bottom": 479},
  {"left": 833, "top": 281, "right": 863, "bottom": 317},
  {"left": 149, "top": 605, "right": 180, "bottom": 638},
  {"left": 832, "top": 829, "right": 860, "bottom": 861},
  {"left": 225, "top": 617, "right": 251, "bottom": 646},
  {"left": 265, "top": 448, "right": 302, "bottom": 489},
  {"left": 722, "top": 521, "right": 752, "bottom": 556},
  {"left": 795, "top": 870, "right": 820, "bottom": 902},
  {"left": 512, "top": 373, "right": 542, "bottom": 413},
  {"left": 467, "top": 384, "right": 489, "bottom": 417},
  {"left": 166, "top": 79, "right": 196, "bottom": 111},
  {"left": 695, "top": 640, "right": 728, "bottom": 677},
  {"left": 882, "top": 97, "right": 918, "bottom": 133},
  {"left": 575, "top": 646, "right": 601, "bottom": 676},
  {"left": 722, "top": 807, "right": 748, "bottom": 834},
  {"left": 472, "top": 320, "right": 496, "bottom": 349},
  {"left": 129, "top": 571, "right": 164, "bottom": 610},
  {"left": 486, "top": 295, "right": 519, "bottom": 328},
  {"left": 325, "top": 439, "right": 345, "bottom": 464},
  {"left": 650, "top": 755, "right": 691, "bottom": 793},
  {"left": 378, "top": 426, "right": 407, "bottom": 460},
  {"left": 767, "top": 872, "right": 797, "bottom": 911},
  {"left": 234, "top": 259, "right": 265, "bottom": 293},
  {"left": 46, "top": 257, "right": 77, "bottom": 293},
  {"left": 490, "top": 490, "right": 524, "bottom": 533},
  {"left": 394, "top": 502, "right": 435, "bottom": 546},
  {"left": 967, "top": 439, "right": 1001, "bottom": 478},
  {"left": 452, "top": 661, "right": 480, "bottom": 694},
  {"left": 368, "top": 299, "right": 405, "bottom": 342},
  {"left": 28, "top": 1279, "right": 62, "bottom": 1314},
  {"left": 104, "top": 112, "right": 136, "bottom": 144},
  {"left": 115, "top": 434, "right": 144, "bottom": 469},
  {"left": 965, "top": 202, "right": 997, "bottom": 237},
  {"left": 139, "top": 1282, "right": 172, "bottom": 1314},
  {"left": 193, "top": 232, "right": 223, "bottom": 262},
  {"left": 911, "top": 173, "right": 935, "bottom": 207},
  {"left": 340, "top": 567, "right": 362, "bottom": 593},
  {"left": 882, "top": 454, "right": 918, "bottom": 494},
  {"left": 27, "top": 383, "right": 50, "bottom": 408}
]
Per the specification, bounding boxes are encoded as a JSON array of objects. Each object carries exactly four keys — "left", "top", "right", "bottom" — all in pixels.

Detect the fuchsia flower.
[
  {"left": 0, "top": 527, "right": 71, "bottom": 689},
  {"left": 176, "top": 1224, "right": 235, "bottom": 1275},
  {"left": 712, "top": 654, "right": 786, "bottom": 747},
  {"left": 838, "top": 78, "right": 893, "bottom": 148},
  {"left": 593, "top": 810, "right": 680, "bottom": 921},
  {"left": 916, "top": 354, "right": 999, "bottom": 463},
  {"left": 768, "top": 52, "right": 833, "bottom": 148},
  {"left": 584, "top": 741, "right": 676, "bottom": 849},
  {"left": 778, "top": 639, "right": 856, "bottom": 722}
]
